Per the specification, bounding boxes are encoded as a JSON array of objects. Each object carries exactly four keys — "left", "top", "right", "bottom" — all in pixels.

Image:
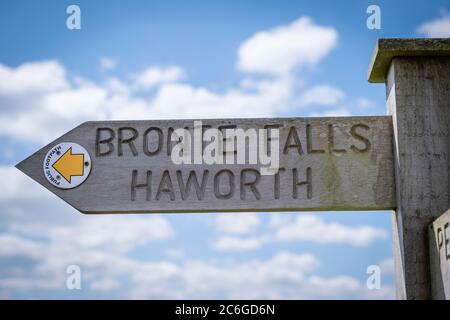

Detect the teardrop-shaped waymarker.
[{"left": 42, "top": 142, "right": 91, "bottom": 189}]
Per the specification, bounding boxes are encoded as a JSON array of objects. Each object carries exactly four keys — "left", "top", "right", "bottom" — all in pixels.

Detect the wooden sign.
[
  {"left": 16, "top": 116, "right": 396, "bottom": 214},
  {"left": 429, "top": 209, "right": 450, "bottom": 299}
]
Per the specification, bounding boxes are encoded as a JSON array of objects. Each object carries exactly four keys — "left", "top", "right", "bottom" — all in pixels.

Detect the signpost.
[
  {"left": 17, "top": 117, "right": 395, "bottom": 214},
  {"left": 15, "top": 38, "right": 450, "bottom": 299}
]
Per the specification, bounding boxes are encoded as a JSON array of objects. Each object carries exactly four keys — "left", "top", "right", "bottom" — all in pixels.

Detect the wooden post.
[{"left": 368, "top": 39, "right": 450, "bottom": 299}]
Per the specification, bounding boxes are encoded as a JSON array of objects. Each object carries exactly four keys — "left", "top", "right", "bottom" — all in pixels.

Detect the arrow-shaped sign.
[
  {"left": 52, "top": 147, "right": 85, "bottom": 183},
  {"left": 16, "top": 117, "right": 396, "bottom": 214},
  {"left": 36, "top": 142, "right": 91, "bottom": 190}
]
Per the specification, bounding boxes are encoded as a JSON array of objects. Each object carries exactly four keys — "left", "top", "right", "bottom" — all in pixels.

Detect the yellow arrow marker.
[{"left": 52, "top": 147, "right": 85, "bottom": 183}]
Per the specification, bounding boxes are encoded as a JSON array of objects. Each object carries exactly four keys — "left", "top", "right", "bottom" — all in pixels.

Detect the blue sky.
[{"left": 0, "top": 0, "right": 449, "bottom": 299}]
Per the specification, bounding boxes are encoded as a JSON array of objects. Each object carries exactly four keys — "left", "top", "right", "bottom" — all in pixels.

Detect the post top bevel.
[{"left": 368, "top": 38, "right": 450, "bottom": 83}]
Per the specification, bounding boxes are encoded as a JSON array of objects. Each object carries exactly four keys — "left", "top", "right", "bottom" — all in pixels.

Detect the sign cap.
[{"left": 368, "top": 38, "right": 450, "bottom": 83}]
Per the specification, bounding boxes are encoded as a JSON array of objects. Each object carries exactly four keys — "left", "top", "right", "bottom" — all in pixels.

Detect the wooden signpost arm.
[{"left": 368, "top": 38, "right": 450, "bottom": 299}]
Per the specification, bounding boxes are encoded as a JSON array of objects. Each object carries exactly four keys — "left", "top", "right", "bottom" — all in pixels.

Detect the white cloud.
[
  {"left": 212, "top": 235, "right": 269, "bottom": 251},
  {"left": 129, "top": 251, "right": 393, "bottom": 299},
  {"left": 273, "top": 215, "right": 388, "bottom": 247},
  {"left": 213, "top": 213, "right": 260, "bottom": 234},
  {"left": 133, "top": 66, "right": 184, "bottom": 90},
  {"left": 0, "top": 234, "right": 43, "bottom": 259},
  {"left": 0, "top": 62, "right": 294, "bottom": 143},
  {"left": 0, "top": 166, "right": 48, "bottom": 201},
  {"left": 306, "top": 275, "right": 363, "bottom": 298},
  {"left": 0, "top": 208, "right": 176, "bottom": 296},
  {"left": 174, "top": 251, "right": 320, "bottom": 298},
  {"left": 0, "top": 185, "right": 392, "bottom": 300},
  {"left": 299, "top": 85, "right": 345, "bottom": 107},
  {"left": 0, "top": 181, "right": 392, "bottom": 299},
  {"left": 105, "top": 77, "right": 130, "bottom": 95},
  {"left": 0, "top": 61, "right": 68, "bottom": 96},
  {"left": 237, "top": 16, "right": 337, "bottom": 75},
  {"left": 147, "top": 76, "right": 293, "bottom": 119},
  {"left": 417, "top": 11, "right": 450, "bottom": 38},
  {"left": 90, "top": 278, "right": 120, "bottom": 291},
  {"left": 100, "top": 57, "right": 118, "bottom": 71},
  {"left": 0, "top": 19, "right": 342, "bottom": 145},
  {"left": 268, "top": 214, "right": 292, "bottom": 228},
  {"left": 212, "top": 214, "right": 388, "bottom": 251},
  {"left": 42, "top": 85, "right": 108, "bottom": 120},
  {"left": 10, "top": 215, "right": 174, "bottom": 254}
]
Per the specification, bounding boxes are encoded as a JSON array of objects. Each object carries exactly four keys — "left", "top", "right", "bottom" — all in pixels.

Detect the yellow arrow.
[{"left": 52, "top": 147, "right": 85, "bottom": 183}]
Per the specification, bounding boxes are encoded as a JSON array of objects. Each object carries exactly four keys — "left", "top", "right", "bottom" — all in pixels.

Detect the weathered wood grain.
[{"left": 16, "top": 116, "right": 396, "bottom": 214}]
